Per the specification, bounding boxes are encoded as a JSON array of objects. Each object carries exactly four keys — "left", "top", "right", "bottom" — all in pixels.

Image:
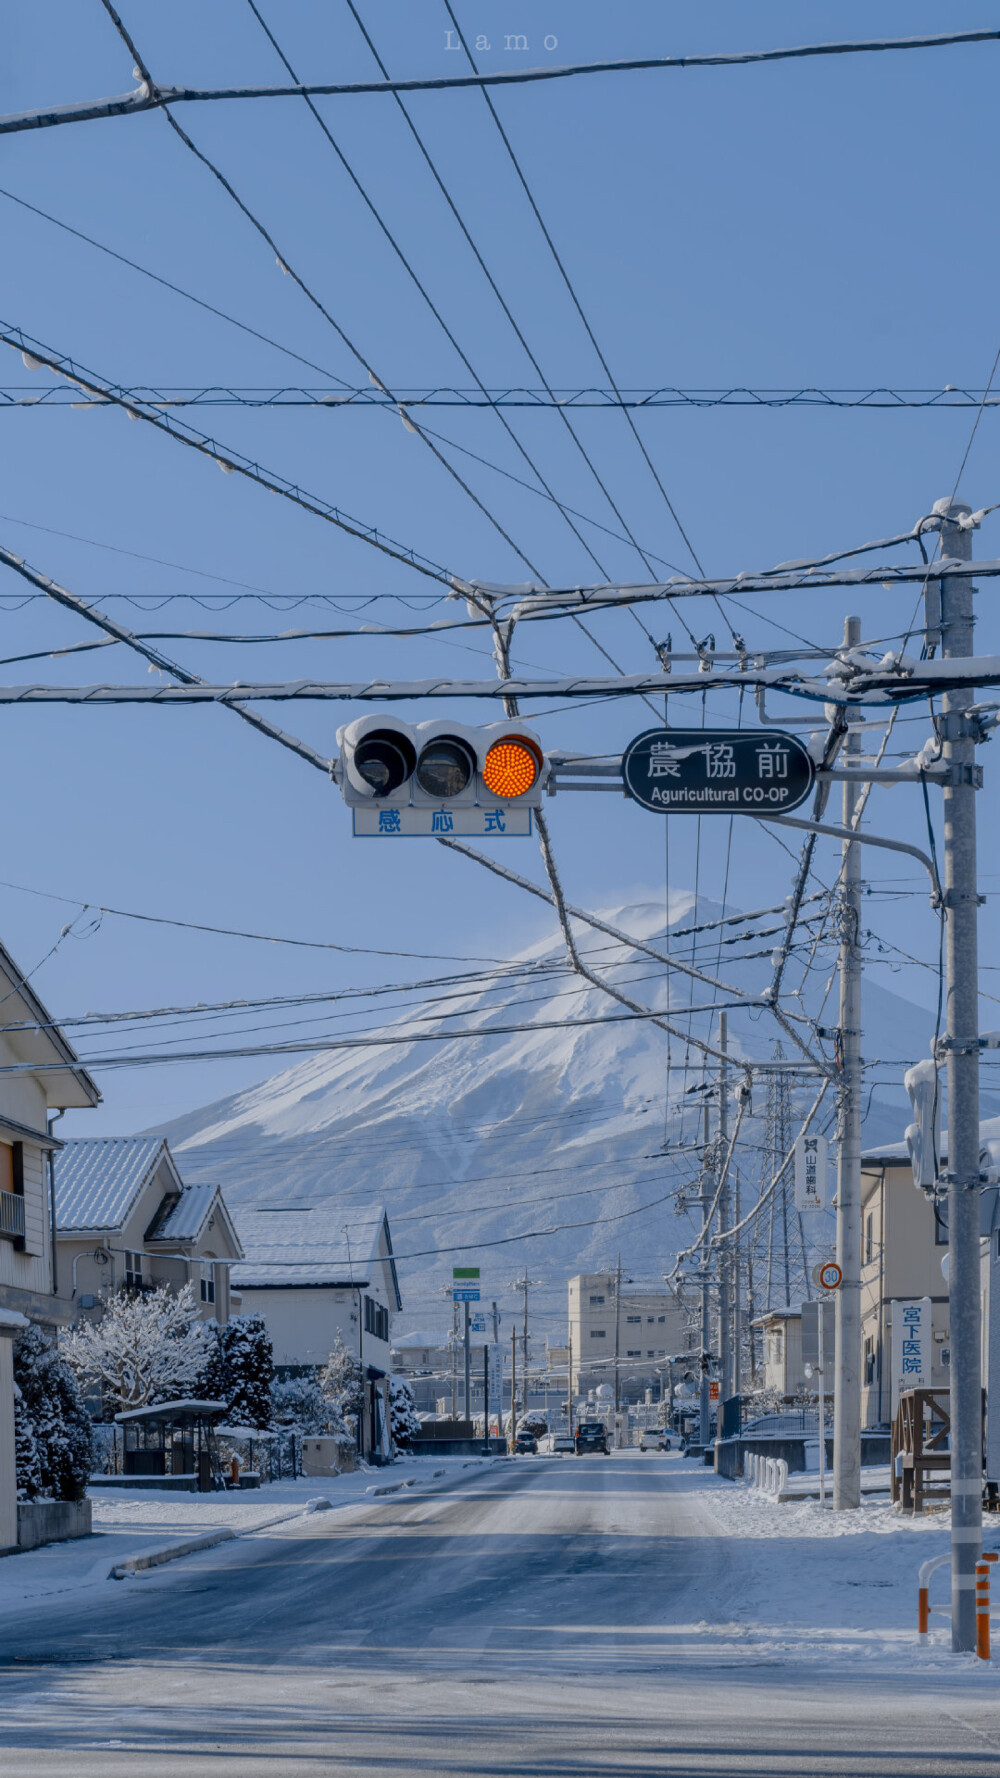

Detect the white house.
[
  {"left": 230, "top": 1204, "right": 401, "bottom": 1460},
  {"left": 0, "top": 939, "right": 101, "bottom": 1552}
]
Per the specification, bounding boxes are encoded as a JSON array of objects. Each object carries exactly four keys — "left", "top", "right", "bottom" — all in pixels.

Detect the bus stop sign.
[{"left": 621, "top": 727, "right": 815, "bottom": 815}]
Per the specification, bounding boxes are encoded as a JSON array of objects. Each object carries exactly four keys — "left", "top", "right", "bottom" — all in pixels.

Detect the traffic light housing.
[{"left": 335, "top": 716, "right": 549, "bottom": 836}]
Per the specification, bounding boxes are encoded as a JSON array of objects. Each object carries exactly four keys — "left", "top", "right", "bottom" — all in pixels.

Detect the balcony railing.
[{"left": 0, "top": 1188, "right": 25, "bottom": 1247}]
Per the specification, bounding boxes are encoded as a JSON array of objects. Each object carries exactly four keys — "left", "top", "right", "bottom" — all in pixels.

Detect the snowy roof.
[
  {"left": 153, "top": 1182, "right": 222, "bottom": 1243},
  {"left": 392, "top": 1330, "right": 446, "bottom": 1348},
  {"left": 54, "top": 1137, "right": 173, "bottom": 1233},
  {"left": 230, "top": 1205, "right": 400, "bottom": 1305},
  {"left": 862, "top": 1113, "right": 1000, "bottom": 1167},
  {"left": 115, "top": 1399, "right": 229, "bottom": 1424}
]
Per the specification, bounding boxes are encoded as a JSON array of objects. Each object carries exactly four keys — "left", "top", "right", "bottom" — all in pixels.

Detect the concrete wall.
[
  {"left": 0, "top": 1335, "right": 17, "bottom": 1552},
  {"left": 17, "top": 1498, "right": 92, "bottom": 1550}
]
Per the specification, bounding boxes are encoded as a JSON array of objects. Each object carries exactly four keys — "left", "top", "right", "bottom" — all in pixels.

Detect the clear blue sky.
[{"left": 2, "top": 1, "right": 1000, "bottom": 1133}]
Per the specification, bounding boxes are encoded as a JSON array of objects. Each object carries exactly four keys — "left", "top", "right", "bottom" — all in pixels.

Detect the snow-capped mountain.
[{"left": 152, "top": 896, "right": 936, "bottom": 1334}]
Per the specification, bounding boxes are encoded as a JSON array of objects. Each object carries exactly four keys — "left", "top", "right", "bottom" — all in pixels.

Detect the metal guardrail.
[{"left": 0, "top": 1188, "right": 24, "bottom": 1244}]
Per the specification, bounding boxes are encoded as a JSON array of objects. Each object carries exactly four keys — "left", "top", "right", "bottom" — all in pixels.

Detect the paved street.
[{"left": 2, "top": 1454, "right": 1000, "bottom": 1776}]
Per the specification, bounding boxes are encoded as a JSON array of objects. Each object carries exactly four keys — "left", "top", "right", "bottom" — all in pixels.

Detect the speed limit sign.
[{"left": 813, "top": 1261, "right": 842, "bottom": 1292}]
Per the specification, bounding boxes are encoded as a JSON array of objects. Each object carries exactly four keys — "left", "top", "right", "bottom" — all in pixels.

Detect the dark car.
[
  {"left": 513, "top": 1431, "right": 538, "bottom": 1454},
  {"left": 574, "top": 1420, "right": 609, "bottom": 1455}
]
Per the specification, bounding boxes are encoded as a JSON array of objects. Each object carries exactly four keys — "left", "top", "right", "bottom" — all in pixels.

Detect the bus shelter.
[{"left": 115, "top": 1399, "right": 229, "bottom": 1492}]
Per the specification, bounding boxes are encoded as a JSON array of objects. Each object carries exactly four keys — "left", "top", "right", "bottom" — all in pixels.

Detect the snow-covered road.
[{"left": 2, "top": 1452, "right": 1000, "bottom": 1774}]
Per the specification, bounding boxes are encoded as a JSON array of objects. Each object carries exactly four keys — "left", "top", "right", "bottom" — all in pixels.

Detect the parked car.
[
  {"left": 513, "top": 1431, "right": 538, "bottom": 1454},
  {"left": 551, "top": 1434, "right": 575, "bottom": 1454},
  {"left": 574, "top": 1420, "right": 609, "bottom": 1455},
  {"left": 638, "top": 1428, "right": 666, "bottom": 1452}
]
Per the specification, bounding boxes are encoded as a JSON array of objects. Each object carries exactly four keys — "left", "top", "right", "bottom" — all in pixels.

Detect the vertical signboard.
[
  {"left": 794, "top": 1134, "right": 828, "bottom": 1212},
  {"left": 890, "top": 1297, "right": 932, "bottom": 1414}
]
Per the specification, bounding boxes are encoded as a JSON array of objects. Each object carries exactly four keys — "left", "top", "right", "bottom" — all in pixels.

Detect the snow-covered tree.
[
  {"left": 191, "top": 1317, "right": 230, "bottom": 1404},
  {"left": 61, "top": 1281, "right": 209, "bottom": 1414},
  {"left": 388, "top": 1375, "right": 421, "bottom": 1448},
  {"left": 516, "top": 1409, "right": 548, "bottom": 1440},
  {"left": 221, "top": 1314, "right": 274, "bottom": 1429},
  {"left": 272, "top": 1373, "right": 347, "bottom": 1436},
  {"left": 319, "top": 1332, "right": 364, "bottom": 1437},
  {"left": 14, "top": 1324, "right": 93, "bottom": 1500},
  {"left": 13, "top": 1382, "right": 41, "bottom": 1500}
]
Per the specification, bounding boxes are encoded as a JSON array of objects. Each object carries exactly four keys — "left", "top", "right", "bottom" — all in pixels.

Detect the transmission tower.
[{"left": 753, "top": 1043, "right": 811, "bottom": 1315}]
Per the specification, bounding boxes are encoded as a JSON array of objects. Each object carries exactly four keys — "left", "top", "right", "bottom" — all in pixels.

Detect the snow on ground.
[
  {"left": 674, "top": 1453, "right": 997, "bottom": 1675},
  {"left": 0, "top": 1455, "right": 493, "bottom": 1614}
]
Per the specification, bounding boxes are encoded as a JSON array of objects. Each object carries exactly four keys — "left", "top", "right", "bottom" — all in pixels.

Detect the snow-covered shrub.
[
  {"left": 13, "top": 1382, "right": 41, "bottom": 1500},
  {"left": 388, "top": 1375, "right": 421, "bottom": 1448},
  {"left": 319, "top": 1333, "right": 364, "bottom": 1437},
  {"left": 61, "top": 1281, "right": 209, "bottom": 1414},
  {"left": 515, "top": 1410, "right": 548, "bottom": 1440},
  {"left": 14, "top": 1324, "right": 93, "bottom": 1501},
  {"left": 272, "top": 1373, "right": 346, "bottom": 1437},
  {"left": 220, "top": 1315, "right": 274, "bottom": 1429},
  {"left": 191, "top": 1317, "right": 230, "bottom": 1404}
]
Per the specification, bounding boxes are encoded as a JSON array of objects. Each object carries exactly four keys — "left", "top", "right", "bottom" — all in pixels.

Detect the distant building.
[
  {"left": 859, "top": 1137, "right": 952, "bottom": 1430},
  {"left": 568, "top": 1270, "right": 693, "bottom": 1400},
  {"left": 391, "top": 1331, "right": 453, "bottom": 1415},
  {"left": 231, "top": 1205, "right": 401, "bottom": 1459},
  {"left": 54, "top": 1137, "right": 242, "bottom": 1326},
  {"left": 754, "top": 1307, "right": 807, "bottom": 1397}
]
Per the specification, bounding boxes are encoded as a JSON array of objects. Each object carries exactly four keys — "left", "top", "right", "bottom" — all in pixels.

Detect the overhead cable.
[{"left": 4, "top": 26, "right": 997, "bottom": 135}]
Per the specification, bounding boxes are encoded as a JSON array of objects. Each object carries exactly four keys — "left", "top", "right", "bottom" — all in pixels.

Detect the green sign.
[{"left": 453, "top": 1266, "right": 481, "bottom": 1279}]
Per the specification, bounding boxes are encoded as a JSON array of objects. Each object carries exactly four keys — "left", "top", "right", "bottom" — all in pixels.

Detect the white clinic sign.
[
  {"left": 890, "top": 1297, "right": 932, "bottom": 1413},
  {"left": 794, "top": 1133, "right": 828, "bottom": 1212}
]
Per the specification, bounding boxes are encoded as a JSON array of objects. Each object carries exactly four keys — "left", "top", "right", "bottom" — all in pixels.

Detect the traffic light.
[
  {"left": 904, "top": 1057, "right": 940, "bottom": 1190},
  {"left": 335, "top": 716, "right": 550, "bottom": 838}
]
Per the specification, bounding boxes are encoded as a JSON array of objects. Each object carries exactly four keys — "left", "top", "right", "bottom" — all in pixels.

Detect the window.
[
  {"left": 590, "top": 1329, "right": 606, "bottom": 1340},
  {"left": 647, "top": 1350, "right": 656, "bottom": 1358},
  {"left": 200, "top": 1267, "right": 215, "bottom": 1305},
  {"left": 865, "top": 1213, "right": 874, "bottom": 1265},
  {"left": 626, "top": 1315, "right": 641, "bottom": 1324},
  {"left": 864, "top": 1337, "right": 876, "bottom": 1387},
  {"left": 124, "top": 1251, "right": 144, "bottom": 1290},
  {"left": 626, "top": 1349, "right": 641, "bottom": 1358},
  {"left": 657, "top": 1316, "right": 665, "bottom": 1324},
  {"left": 647, "top": 1317, "right": 654, "bottom": 1324},
  {"left": 364, "top": 1295, "right": 389, "bottom": 1341},
  {"left": 589, "top": 1294, "right": 605, "bottom": 1305},
  {"left": 657, "top": 1349, "right": 666, "bottom": 1357}
]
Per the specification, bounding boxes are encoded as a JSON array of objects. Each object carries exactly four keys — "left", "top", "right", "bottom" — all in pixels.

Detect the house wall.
[
  {"left": 237, "top": 1284, "right": 394, "bottom": 1374},
  {"left": 0, "top": 1046, "right": 55, "bottom": 1315},
  {"left": 568, "top": 1272, "right": 692, "bottom": 1395},
  {"left": 859, "top": 1164, "right": 950, "bottom": 1428}
]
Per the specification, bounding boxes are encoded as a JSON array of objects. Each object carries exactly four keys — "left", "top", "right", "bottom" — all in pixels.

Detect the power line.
[
  {"left": 7, "top": 382, "right": 999, "bottom": 410},
  {"left": 6, "top": 26, "right": 998, "bottom": 136},
  {"left": 1, "top": 323, "right": 455, "bottom": 584}
]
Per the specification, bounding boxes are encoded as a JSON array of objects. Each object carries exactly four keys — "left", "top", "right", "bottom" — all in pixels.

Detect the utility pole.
[
  {"left": 567, "top": 1327, "right": 573, "bottom": 1433},
  {"left": 732, "top": 1166, "right": 742, "bottom": 1397},
  {"left": 463, "top": 1298, "right": 471, "bottom": 1425},
  {"left": 613, "top": 1253, "right": 622, "bottom": 1445},
  {"left": 935, "top": 496, "right": 983, "bottom": 1653},
  {"left": 510, "top": 1323, "right": 517, "bottom": 1445},
  {"left": 450, "top": 1299, "right": 458, "bottom": 1418},
  {"left": 833, "top": 614, "right": 863, "bottom": 1512},
  {"left": 718, "top": 1014, "right": 732, "bottom": 1404},
  {"left": 699, "top": 1103, "right": 714, "bottom": 1447}
]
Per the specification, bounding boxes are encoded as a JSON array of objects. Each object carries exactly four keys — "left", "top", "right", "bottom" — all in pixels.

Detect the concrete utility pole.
[
  {"left": 567, "top": 1327, "right": 573, "bottom": 1432},
  {"left": 833, "top": 614, "right": 863, "bottom": 1512},
  {"left": 718, "top": 1015, "right": 732, "bottom": 1404},
  {"left": 732, "top": 1166, "right": 742, "bottom": 1397},
  {"left": 613, "top": 1253, "right": 622, "bottom": 1443},
  {"left": 935, "top": 496, "right": 983, "bottom": 1653},
  {"left": 699, "top": 1103, "right": 714, "bottom": 1447},
  {"left": 463, "top": 1299, "right": 471, "bottom": 1424},
  {"left": 510, "top": 1323, "right": 517, "bottom": 1445}
]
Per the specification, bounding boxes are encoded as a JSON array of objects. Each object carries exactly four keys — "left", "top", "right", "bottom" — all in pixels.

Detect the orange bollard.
[
  {"left": 976, "top": 1563, "right": 991, "bottom": 1661},
  {"left": 918, "top": 1586, "right": 930, "bottom": 1638}
]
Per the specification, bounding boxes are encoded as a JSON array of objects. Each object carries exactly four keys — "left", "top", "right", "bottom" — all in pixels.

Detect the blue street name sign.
[
  {"left": 453, "top": 1286, "right": 481, "bottom": 1302},
  {"left": 622, "top": 727, "right": 815, "bottom": 815}
]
